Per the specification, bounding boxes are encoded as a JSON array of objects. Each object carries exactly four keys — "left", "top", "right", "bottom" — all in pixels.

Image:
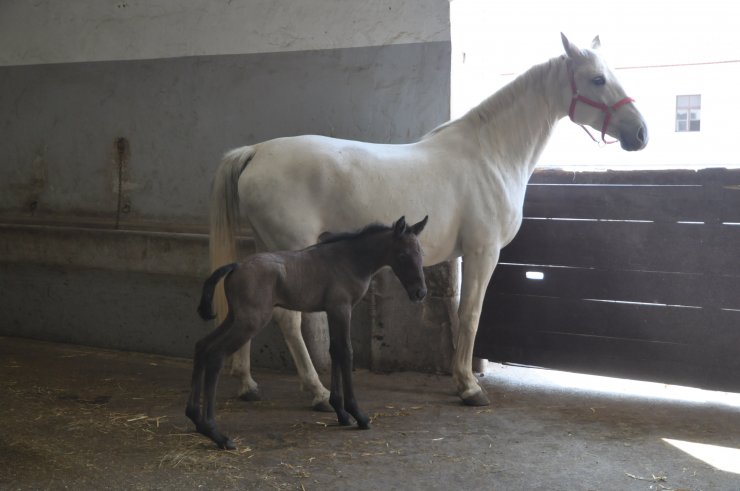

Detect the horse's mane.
[
  {"left": 423, "top": 55, "right": 565, "bottom": 140},
  {"left": 317, "top": 222, "right": 390, "bottom": 244},
  {"left": 468, "top": 56, "right": 565, "bottom": 125}
]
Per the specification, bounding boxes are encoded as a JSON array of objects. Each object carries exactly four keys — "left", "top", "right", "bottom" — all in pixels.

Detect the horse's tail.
[
  {"left": 198, "top": 263, "right": 240, "bottom": 320},
  {"left": 209, "top": 146, "right": 256, "bottom": 322}
]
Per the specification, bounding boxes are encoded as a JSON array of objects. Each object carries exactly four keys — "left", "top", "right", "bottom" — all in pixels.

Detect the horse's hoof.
[
  {"left": 461, "top": 390, "right": 491, "bottom": 407},
  {"left": 312, "top": 400, "right": 334, "bottom": 413},
  {"left": 238, "top": 389, "right": 262, "bottom": 402}
]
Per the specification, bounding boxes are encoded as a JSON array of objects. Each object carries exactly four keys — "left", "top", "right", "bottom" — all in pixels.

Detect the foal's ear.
[
  {"left": 393, "top": 216, "right": 407, "bottom": 237},
  {"left": 409, "top": 215, "right": 428, "bottom": 236},
  {"left": 591, "top": 35, "right": 601, "bottom": 50},
  {"left": 318, "top": 231, "right": 332, "bottom": 242}
]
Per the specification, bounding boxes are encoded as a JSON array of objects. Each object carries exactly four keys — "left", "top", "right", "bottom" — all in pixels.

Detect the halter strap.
[{"left": 568, "top": 69, "right": 635, "bottom": 145}]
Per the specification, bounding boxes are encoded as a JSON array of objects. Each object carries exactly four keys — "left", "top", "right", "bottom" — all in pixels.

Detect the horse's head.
[
  {"left": 561, "top": 33, "right": 648, "bottom": 151},
  {"left": 389, "top": 215, "right": 428, "bottom": 303}
]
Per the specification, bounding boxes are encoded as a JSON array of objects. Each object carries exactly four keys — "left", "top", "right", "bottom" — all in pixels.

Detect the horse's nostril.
[{"left": 637, "top": 125, "right": 648, "bottom": 144}]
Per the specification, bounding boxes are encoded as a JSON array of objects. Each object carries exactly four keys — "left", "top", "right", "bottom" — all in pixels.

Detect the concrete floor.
[{"left": 2, "top": 336, "right": 740, "bottom": 491}]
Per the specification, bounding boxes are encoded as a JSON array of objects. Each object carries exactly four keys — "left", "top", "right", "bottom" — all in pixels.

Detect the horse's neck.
[{"left": 459, "top": 56, "right": 569, "bottom": 178}]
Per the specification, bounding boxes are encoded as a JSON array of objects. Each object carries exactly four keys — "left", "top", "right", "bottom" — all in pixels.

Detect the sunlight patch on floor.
[
  {"left": 488, "top": 363, "right": 740, "bottom": 409},
  {"left": 663, "top": 439, "right": 740, "bottom": 474}
]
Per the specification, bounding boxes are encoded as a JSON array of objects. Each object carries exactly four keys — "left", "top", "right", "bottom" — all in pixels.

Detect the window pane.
[
  {"left": 690, "top": 95, "right": 701, "bottom": 107},
  {"left": 677, "top": 120, "right": 687, "bottom": 132},
  {"left": 689, "top": 120, "right": 701, "bottom": 131},
  {"left": 690, "top": 109, "right": 700, "bottom": 121},
  {"left": 677, "top": 95, "right": 690, "bottom": 108}
]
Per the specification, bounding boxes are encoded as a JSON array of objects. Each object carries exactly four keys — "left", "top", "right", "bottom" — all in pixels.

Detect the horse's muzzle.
[{"left": 620, "top": 123, "right": 648, "bottom": 151}]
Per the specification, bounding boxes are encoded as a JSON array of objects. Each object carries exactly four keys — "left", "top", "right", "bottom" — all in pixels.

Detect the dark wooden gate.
[{"left": 475, "top": 167, "right": 740, "bottom": 392}]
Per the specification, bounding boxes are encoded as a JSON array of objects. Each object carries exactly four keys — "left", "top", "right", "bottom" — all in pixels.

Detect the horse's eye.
[{"left": 591, "top": 75, "right": 606, "bottom": 86}]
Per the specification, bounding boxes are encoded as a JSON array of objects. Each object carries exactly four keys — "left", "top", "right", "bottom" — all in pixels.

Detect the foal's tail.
[
  {"left": 198, "top": 263, "right": 240, "bottom": 321},
  {"left": 209, "top": 146, "right": 256, "bottom": 322}
]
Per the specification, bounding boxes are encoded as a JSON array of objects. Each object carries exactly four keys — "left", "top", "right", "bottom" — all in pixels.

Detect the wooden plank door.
[{"left": 475, "top": 167, "right": 740, "bottom": 392}]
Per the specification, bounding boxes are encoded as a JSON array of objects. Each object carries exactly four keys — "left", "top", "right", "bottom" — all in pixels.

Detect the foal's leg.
[
  {"left": 186, "top": 352, "right": 206, "bottom": 427},
  {"left": 327, "top": 308, "right": 369, "bottom": 429},
  {"left": 328, "top": 347, "right": 351, "bottom": 426},
  {"left": 187, "top": 318, "right": 234, "bottom": 427},
  {"left": 201, "top": 348, "right": 234, "bottom": 449},
  {"left": 227, "top": 236, "right": 264, "bottom": 402},
  {"left": 273, "top": 308, "right": 332, "bottom": 411},
  {"left": 199, "top": 317, "right": 262, "bottom": 450}
]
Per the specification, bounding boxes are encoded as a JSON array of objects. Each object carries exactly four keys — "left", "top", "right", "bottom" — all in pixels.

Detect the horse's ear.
[
  {"left": 393, "top": 216, "right": 407, "bottom": 237},
  {"left": 409, "top": 215, "right": 428, "bottom": 236},
  {"left": 591, "top": 35, "right": 601, "bottom": 50},
  {"left": 561, "top": 32, "right": 585, "bottom": 59}
]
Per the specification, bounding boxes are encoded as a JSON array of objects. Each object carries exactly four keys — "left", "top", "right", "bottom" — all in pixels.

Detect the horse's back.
[
  {"left": 250, "top": 134, "right": 420, "bottom": 172},
  {"left": 237, "top": 135, "right": 442, "bottom": 250}
]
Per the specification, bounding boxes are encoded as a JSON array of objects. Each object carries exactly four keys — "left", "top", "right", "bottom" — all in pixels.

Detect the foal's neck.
[{"left": 336, "top": 232, "right": 392, "bottom": 278}]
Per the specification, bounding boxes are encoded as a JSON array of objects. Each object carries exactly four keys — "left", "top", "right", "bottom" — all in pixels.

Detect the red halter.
[{"left": 568, "top": 69, "right": 635, "bottom": 145}]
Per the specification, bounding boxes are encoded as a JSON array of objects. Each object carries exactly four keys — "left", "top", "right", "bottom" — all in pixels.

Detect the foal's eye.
[{"left": 591, "top": 75, "right": 606, "bottom": 86}]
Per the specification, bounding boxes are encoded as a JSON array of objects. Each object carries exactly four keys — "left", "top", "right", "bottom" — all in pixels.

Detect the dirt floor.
[{"left": 2, "top": 336, "right": 740, "bottom": 491}]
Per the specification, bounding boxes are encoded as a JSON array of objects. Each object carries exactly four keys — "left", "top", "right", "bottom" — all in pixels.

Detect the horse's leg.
[
  {"left": 327, "top": 308, "right": 369, "bottom": 429},
  {"left": 273, "top": 307, "right": 332, "bottom": 411},
  {"left": 453, "top": 249, "right": 500, "bottom": 406},
  {"left": 229, "top": 341, "right": 261, "bottom": 401}
]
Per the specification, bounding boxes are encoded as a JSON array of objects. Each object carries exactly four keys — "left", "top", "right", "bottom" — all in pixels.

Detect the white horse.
[{"left": 208, "top": 34, "right": 648, "bottom": 408}]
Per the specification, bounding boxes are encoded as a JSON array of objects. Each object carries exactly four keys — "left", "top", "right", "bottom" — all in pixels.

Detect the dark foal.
[{"left": 187, "top": 215, "right": 428, "bottom": 449}]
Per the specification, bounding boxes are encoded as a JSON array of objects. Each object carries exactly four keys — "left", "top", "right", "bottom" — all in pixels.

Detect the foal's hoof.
[
  {"left": 218, "top": 438, "right": 236, "bottom": 451},
  {"left": 312, "top": 400, "right": 334, "bottom": 413},
  {"left": 356, "top": 416, "right": 371, "bottom": 430},
  {"left": 461, "top": 390, "right": 491, "bottom": 407},
  {"left": 185, "top": 405, "right": 201, "bottom": 426}
]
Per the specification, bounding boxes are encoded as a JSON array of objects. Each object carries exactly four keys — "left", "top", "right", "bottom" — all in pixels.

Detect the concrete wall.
[{"left": 0, "top": 0, "right": 454, "bottom": 372}]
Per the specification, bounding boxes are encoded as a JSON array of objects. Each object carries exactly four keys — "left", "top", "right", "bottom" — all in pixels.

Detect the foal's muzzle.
[{"left": 410, "top": 287, "right": 427, "bottom": 302}]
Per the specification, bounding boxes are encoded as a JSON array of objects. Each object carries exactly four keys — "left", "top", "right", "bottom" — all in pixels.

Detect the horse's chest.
[{"left": 458, "top": 167, "right": 528, "bottom": 250}]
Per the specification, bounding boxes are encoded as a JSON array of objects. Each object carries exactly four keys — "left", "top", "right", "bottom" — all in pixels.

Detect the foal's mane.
[{"left": 318, "top": 222, "right": 390, "bottom": 244}]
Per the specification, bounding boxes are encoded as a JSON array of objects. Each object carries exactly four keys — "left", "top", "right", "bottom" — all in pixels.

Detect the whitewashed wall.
[
  {"left": 0, "top": 0, "right": 453, "bottom": 372},
  {"left": 0, "top": 0, "right": 449, "bottom": 65}
]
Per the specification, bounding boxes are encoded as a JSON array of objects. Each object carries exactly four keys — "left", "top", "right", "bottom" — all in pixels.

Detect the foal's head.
[{"left": 388, "top": 216, "right": 428, "bottom": 303}]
